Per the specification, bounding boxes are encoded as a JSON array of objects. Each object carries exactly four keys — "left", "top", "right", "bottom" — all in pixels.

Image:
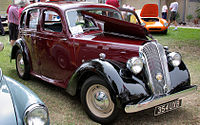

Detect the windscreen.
[{"left": 66, "top": 8, "right": 122, "bottom": 35}]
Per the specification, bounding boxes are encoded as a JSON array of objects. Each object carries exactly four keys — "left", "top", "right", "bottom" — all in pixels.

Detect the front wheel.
[
  {"left": 16, "top": 49, "right": 30, "bottom": 80},
  {"left": 81, "top": 76, "right": 118, "bottom": 124},
  {"left": 162, "top": 29, "right": 168, "bottom": 34}
]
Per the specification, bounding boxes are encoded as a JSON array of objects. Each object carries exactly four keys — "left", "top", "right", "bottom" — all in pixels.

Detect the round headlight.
[
  {"left": 164, "top": 22, "right": 168, "bottom": 27},
  {"left": 24, "top": 104, "right": 49, "bottom": 125},
  {"left": 141, "top": 22, "right": 146, "bottom": 26},
  {"left": 168, "top": 52, "right": 182, "bottom": 67},
  {"left": 127, "top": 57, "right": 143, "bottom": 74}
]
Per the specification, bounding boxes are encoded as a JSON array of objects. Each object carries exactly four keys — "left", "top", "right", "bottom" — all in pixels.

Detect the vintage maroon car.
[{"left": 11, "top": 1, "right": 197, "bottom": 124}]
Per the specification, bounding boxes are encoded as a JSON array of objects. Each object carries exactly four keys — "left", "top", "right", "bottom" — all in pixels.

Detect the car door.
[
  {"left": 36, "top": 8, "right": 74, "bottom": 84},
  {"left": 22, "top": 8, "right": 41, "bottom": 74}
]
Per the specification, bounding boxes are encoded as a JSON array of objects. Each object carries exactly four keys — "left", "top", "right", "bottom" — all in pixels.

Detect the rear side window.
[
  {"left": 27, "top": 9, "right": 40, "bottom": 29},
  {"left": 43, "top": 10, "right": 62, "bottom": 32}
]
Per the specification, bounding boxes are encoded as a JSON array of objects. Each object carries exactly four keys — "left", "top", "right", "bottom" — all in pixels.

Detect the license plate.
[{"left": 154, "top": 99, "right": 182, "bottom": 116}]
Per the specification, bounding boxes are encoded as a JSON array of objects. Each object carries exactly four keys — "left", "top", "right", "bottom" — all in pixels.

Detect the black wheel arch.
[
  {"left": 66, "top": 59, "right": 118, "bottom": 104},
  {"left": 66, "top": 59, "right": 149, "bottom": 107},
  {"left": 11, "top": 39, "right": 30, "bottom": 66},
  {"left": 168, "top": 60, "right": 191, "bottom": 93}
]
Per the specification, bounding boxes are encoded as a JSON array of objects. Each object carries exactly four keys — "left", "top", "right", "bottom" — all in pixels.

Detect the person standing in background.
[
  {"left": 162, "top": 5, "right": 168, "bottom": 20},
  {"left": 19, "top": 0, "right": 30, "bottom": 19},
  {"left": 8, "top": 4, "right": 19, "bottom": 46},
  {"left": 0, "top": 16, "right": 5, "bottom": 36},
  {"left": 7, "top": 5, "right": 11, "bottom": 15},
  {"left": 168, "top": 2, "right": 179, "bottom": 31},
  {"left": 6, "top": 5, "right": 12, "bottom": 22},
  {"left": 19, "top": 3, "right": 26, "bottom": 19},
  {"left": 106, "top": 0, "right": 120, "bottom": 8}
]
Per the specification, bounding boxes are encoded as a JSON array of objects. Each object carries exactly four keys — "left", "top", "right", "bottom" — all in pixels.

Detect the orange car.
[{"left": 137, "top": 4, "right": 169, "bottom": 34}]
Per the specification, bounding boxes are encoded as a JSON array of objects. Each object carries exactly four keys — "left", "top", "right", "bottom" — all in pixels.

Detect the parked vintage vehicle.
[
  {"left": 136, "top": 4, "right": 169, "bottom": 34},
  {"left": 0, "top": 16, "right": 9, "bottom": 34},
  {"left": 10, "top": 1, "right": 197, "bottom": 124},
  {"left": 0, "top": 42, "right": 49, "bottom": 125}
]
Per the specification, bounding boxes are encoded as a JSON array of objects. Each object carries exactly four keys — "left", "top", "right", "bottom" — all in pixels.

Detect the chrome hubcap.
[
  {"left": 94, "top": 91, "right": 109, "bottom": 110},
  {"left": 86, "top": 84, "right": 114, "bottom": 118},
  {"left": 17, "top": 54, "right": 25, "bottom": 76}
]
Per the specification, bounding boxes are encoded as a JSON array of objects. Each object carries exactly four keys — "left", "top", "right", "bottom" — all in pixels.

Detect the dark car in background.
[
  {"left": 0, "top": 15, "right": 9, "bottom": 33},
  {"left": 10, "top": 1, "right": 197, "bottom": 124},
  {"left": 0, "top": 42, "right": 49, "bottom": 125}
]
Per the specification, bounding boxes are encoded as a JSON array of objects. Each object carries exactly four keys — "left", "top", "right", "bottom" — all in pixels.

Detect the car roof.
[{"left": 25, "top": 1, "right": 119, "bottom": 12}]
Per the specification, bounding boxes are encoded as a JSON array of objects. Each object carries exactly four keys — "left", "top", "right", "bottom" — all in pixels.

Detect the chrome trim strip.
[
  {"left": 157, "top": 43, "right": 171, "bottom": 93},
  {"left": 125, "top": 86, "right": 197, "bottom": 113},
  {"left": 23, "top": 103, "right": 49, "bottom": 125}
]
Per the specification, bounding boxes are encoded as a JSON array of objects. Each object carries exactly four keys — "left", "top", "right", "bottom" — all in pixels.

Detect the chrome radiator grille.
[{"left": 140, "top": 42, "right": 171, "bottom": 96}]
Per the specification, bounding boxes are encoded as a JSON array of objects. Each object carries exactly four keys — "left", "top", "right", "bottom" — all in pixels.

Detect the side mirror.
[{"left": 0, "top": 42, "right": 4, "bottom": 52}]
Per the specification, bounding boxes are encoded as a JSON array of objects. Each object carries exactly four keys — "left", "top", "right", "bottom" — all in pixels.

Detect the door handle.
[
  {"left": 120, "top": 51, "right": 126, "bottom": 54},
  {"left": 33, "top": 40, "right": 36, "bottom": 44}
]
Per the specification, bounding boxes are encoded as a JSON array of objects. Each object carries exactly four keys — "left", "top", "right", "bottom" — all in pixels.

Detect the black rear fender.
[{"left": 11, "top": 39, "right": 30, "bottom": 63}]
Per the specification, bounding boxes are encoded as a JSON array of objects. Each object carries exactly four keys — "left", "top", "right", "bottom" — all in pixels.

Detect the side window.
[
  {"left": 27, "top": 9, "right": 40, "bottom": 29},
  {"left": 43, "top": 10, "right": 62, "bottom": 32},
  {"left": 20, "top": 12, "right": 26, "bottom": 28}
]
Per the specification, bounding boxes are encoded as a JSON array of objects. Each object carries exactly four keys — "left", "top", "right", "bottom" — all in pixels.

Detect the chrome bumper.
[{"left": 125, "top": 86, "right": 197, "bottom": 113}]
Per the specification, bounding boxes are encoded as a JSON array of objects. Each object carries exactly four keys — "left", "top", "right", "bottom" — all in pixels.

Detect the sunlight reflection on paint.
[{"left": 0, "top": 84, "right": 17, "bottom": 124}]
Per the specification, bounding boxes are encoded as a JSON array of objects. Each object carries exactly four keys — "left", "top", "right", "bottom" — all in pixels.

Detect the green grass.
[
  {"left": 153, "top": 27, "right": 200, "bottom": 47},
  {"left": 0, "top": 27, "right": 200, "bottom": 125}
]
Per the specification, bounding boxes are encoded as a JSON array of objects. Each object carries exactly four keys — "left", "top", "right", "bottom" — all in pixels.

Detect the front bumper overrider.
[{"left": 125, "top": 85, "right": 197, "bottom": 113}]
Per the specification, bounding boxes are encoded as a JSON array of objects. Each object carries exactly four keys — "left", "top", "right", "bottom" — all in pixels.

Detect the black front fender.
[
  {"left": 168, "top": 61, "right": 191, "bottom": 94},
  {"left": 66, "top": 59, "right": 149, "bottom": 106}
]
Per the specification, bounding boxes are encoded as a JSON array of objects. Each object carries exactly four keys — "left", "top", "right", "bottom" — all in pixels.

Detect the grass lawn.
[{"left": 0, "top": 27, "right": 199, "bottom": 125}]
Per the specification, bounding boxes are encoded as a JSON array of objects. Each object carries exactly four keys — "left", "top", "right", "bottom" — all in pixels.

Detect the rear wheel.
[
  {"left": 16, "top": 49, "right": 30, "bottom": 80},
  {"left": 81, "top": 76, "right": 118, "bottom": 124}
]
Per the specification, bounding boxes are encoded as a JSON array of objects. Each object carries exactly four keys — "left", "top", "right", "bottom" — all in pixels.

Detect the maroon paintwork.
[
  {"left": 19, "top": 2, "right": 148, "bottom": 88},
  {"left": 10, "top": 2, "right": 197, "bottom": 124}
]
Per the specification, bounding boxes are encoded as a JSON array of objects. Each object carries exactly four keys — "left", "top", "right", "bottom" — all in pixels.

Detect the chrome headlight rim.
[
  {"left": 127, "top": 57, "right": 143, "bottom": 75},
  {"left": 23, "top": 104, "right": 49, "bottom": 125},
  {"left": 141, "top": 22, "right": 146, "bottom": 26},
  {"left": 164, "top": 22, "right": 168, "bottom": 27},
  {"left": 168, "top": 52, "right": 182, "bottom": 67}
]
